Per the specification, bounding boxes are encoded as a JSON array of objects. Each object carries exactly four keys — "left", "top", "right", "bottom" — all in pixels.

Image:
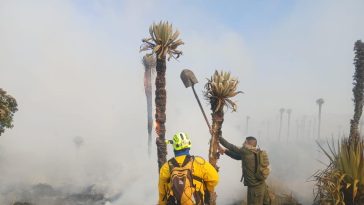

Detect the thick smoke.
[{"left": 0, "top": 0, "right": 363, "bottom": 205}]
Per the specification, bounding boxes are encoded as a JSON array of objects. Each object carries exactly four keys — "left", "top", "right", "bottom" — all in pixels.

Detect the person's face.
[{"left": 246, "top": 139, "right": 257, "bottom": 147}]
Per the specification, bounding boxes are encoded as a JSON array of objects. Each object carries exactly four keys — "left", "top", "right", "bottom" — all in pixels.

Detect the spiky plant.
[
  {"left": 350, "top": 40, "right": 364, "bottom": 144},
  {"left": 313, "top": 161, "right": 346, "bottom": 205},
  {"left": 314, "top": 139, "right": 346, "bottom": 205},
  {"left": 316, "top": 98, "right": 325, "bottom": 139},
  {"left": 0, "top": 88, "right": 18, "bottom": 136},
  {"left": 279, "top": 108, "right": 285, "bottom": 140},
  {"left": 339, "top": 139, "right": 364, "bottom": 204},
  {"left": 204, "top": 70, "right": 242, "bottom": 205},
  {"left": 140, "top": 21, "right": 183, "bottom": 170},
  {"left": 204, "top": 70, "right": 242, "bottom": 168},
  {"left": 315, "top": 139, "right": 364, "bottom": 205},
  {"left": 142, "top": 54, "right": 156, "bottom": 156}
]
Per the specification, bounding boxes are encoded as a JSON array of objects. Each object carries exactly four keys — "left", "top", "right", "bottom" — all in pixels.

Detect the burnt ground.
[{"left": 1, "top": 183, "right": 121, "bottom": 205}]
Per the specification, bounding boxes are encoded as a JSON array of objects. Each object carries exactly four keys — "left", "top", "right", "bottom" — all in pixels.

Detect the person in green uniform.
[{"left": 219, "top": 136, "right": 271, "bottom": 205}]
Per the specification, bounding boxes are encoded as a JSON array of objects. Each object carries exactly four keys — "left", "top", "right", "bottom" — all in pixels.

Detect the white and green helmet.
[{"left": 170, "top": 132, "right": 192, "bottom": 151}]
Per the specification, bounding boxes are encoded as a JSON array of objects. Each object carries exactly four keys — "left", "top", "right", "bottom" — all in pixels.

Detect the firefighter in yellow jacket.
[{"left": 158, "top": 132, "right": 219, "bottom": 205}]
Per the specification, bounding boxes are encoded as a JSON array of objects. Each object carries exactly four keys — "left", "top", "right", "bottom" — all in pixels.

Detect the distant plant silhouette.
[
  {"left": 73, "top": 136, "right": 84, "bottom": 149},
  {"left": 316, "top": 98, "right": 324, "bottom": 139},
  {"left": 286, "top": 109, "right": 292, "bottom": 140},
  {"left": 278, "top": 108, "right": 285, "bottom": 140}
]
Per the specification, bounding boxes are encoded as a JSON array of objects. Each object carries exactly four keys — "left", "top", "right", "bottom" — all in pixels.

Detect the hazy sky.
[{"left": 1, "top": 0, "right": 364, "bottom": 204}]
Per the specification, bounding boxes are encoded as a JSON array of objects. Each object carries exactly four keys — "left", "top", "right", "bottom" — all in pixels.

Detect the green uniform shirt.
[{"left": 220, "top": 136, "right": 264, "bottom": 187}]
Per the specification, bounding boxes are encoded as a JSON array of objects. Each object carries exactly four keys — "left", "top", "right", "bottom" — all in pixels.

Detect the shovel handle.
[{"left": 192, "top": 85, "right": 212, "bottom": 133}]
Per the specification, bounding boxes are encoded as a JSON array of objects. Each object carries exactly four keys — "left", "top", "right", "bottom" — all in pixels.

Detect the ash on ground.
[{"left": 1, "top": 183, "right": 121, "bottom": 205}]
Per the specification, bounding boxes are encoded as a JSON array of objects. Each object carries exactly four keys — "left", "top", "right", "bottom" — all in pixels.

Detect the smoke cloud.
[{"left": 0, "top": 0, "right": 363, "bottom": 204}]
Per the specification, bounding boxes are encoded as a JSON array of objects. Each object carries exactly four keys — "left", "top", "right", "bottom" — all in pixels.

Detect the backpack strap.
[
  {"left": 254, "top": 152, "right": 259, "bottom": 173},
  {"left": 168, "top": 158, "right": 180, "bottom": 170},
  {"left": 192, "top": 175, "right": 203, "bottom": 183},
  {"left": 167, "top": 158, "right": 179, "bottom": 184},
  {"left": 168, "top": 155, "right": 192, "bottom": 173},
  {"left": 181, "top": 155, "right": 192, "bottom": 167}
]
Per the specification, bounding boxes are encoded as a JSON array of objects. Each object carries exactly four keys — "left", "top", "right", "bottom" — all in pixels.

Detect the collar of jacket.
[{"left": 174, "top": 148, "right": 190, "bottom": 157}]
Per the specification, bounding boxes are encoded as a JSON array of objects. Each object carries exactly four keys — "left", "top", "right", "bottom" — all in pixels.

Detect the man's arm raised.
[
  {"left": 218, "top": 146, "right": 241, "bottom": 160},
  {"left": 219, "top": 135, "right": 242, "bottom": 154},
  {"left": 225, "top": 149, "right": 242, "bottom": 160}
]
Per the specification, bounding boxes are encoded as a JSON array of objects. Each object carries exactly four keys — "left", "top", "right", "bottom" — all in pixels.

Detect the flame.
[
  {"left": 153, "top": 110, "right": 158, "bottom": 131},
  {"left": 155, "top": 121, "right": 161, "bottom": 136}
]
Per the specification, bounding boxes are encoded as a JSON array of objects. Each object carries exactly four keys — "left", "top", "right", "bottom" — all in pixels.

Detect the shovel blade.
[{"left": 180, "top": 69, "right": 198, "bottom": 88}]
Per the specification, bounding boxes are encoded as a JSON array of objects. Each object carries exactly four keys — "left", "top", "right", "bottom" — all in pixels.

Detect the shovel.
[{"left": 180, "top": 69, "right": 212, "bottom": 132}]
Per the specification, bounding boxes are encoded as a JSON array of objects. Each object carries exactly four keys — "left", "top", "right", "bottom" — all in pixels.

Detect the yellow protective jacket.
[{"left": 158, "top": 155, "right": 219, "bottom": 205}]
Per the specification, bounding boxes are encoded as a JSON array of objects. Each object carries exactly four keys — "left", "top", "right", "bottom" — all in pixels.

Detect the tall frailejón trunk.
[
  {"left": 208, "top": 110, "right": 223, "bottom": 205},
  {"left": 350, "top": 40, "right": 364, "bottom": 145},
  {"left": 155, "top": 57, "right": 167, "bottom": 170},
  {"left": 209, "top": 110, "right": 223, "bottom": 170},
  {"left": 204, "top": 70, "right": 242, "bottom": 205},
  {"left": 308, "top": 119, "right": 312, "bottom": 138},
  {"left": 287, "top": 110, "right": 291, "bottom": 140},
  {"left": 345, "top": 40, "right": 364, "bottom": 205},
  {"left": 313, "top": 118, "right": 317, "bottom": 139},
  {"left": 287, "top": 114, "right": 290, "bottom": 140},
  {"left": 278, "top": 109, "right": 284, "bottom": 140},
  {"left": 141, "top": 21, "right": 183, "bottom": 170},
  {"left": 296, "top": 120, "right": 299, "bottom": 139},
  {"left": 144, "top": 65, "right": 153, "bottom": 155},
  {"left": 318, "top": 105, "right": 322, "bottom": 139}
]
